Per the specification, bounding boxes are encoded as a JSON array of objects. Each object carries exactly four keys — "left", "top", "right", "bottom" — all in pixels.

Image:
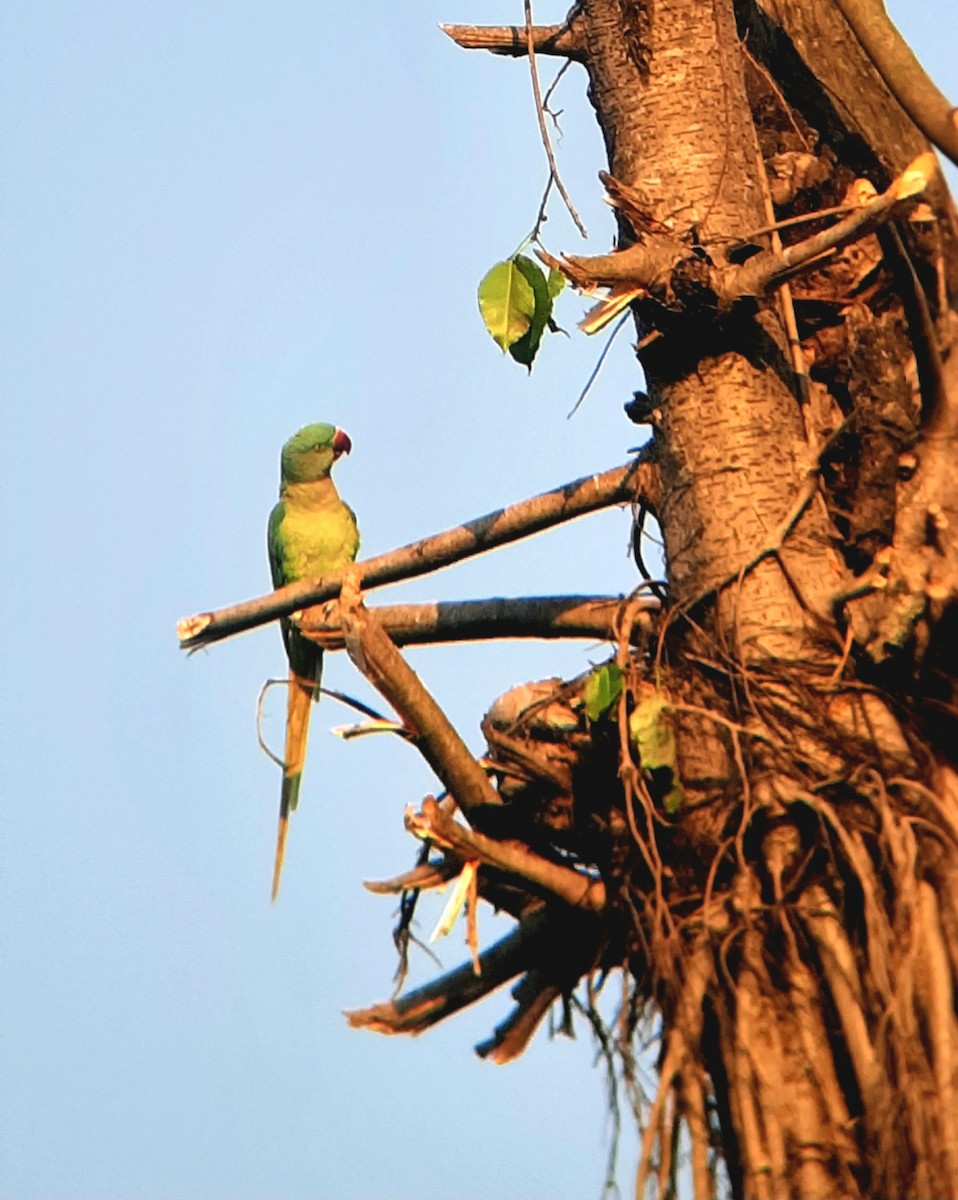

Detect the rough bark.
[
  {"left": 175, "top": 3, "right": 958, "bottom": 1193},
  {"left": 414, "top": 2, "right": 958, "bottom": 1196},
  {"left": 162, "top": 3, "right": 956, "bottom": 1197}
]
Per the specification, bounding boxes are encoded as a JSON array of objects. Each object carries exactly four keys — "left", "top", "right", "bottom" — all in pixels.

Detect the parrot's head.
[{"left": 280, "top": 423, "right": 352, "bottom": 484}]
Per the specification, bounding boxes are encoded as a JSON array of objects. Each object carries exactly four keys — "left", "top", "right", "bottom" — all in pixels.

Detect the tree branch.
[
  {"left": 363, "top": 859, "right": 460, "bottom": 895},
  {"left": 541, "top": 153, "right": 936, "bottom": 307},
  {"left": 831, "top": 0, "right": 958, "bottom": 168},
  {"left": 538, "top": 240, "right": 682, "bottom": 291},
  {"left": 440, "top": 18, "right": 586, "bottom": 62},
  {"left": 176, "top": 458, "right": 656, "bottom": 651},
  {"left": 298, "top": 594, "right": 658, "bottom": 650},
  {"left": 733, "top": 152, "right": 937, "bottom": 297},
  {"left": 336, "top": 592, "right": 505, "bottom": 822},
  {"left": 474, "top": 969, "right": 564, "bottom": 1063},
  {"left": 406, "top": 797, "right": 607, "bottom": 913},
  {"left": 345, "top": 906, "right": 550, "bottom": 1036}
]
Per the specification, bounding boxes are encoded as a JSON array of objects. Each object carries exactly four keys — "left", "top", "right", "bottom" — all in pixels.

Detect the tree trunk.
[
  {"left": 378, "top": 2, "right": 958, "bottom": 1195},
  {"left": 567, "top": 1, "right": 958, "bottom": 1196}
]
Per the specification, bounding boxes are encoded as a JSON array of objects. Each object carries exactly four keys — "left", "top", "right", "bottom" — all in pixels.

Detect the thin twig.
[
  {"left": 319, "top": 687, "right": 394, "bottom": 723},
  {"left": 255, "top": 678, "right": 287, "bottom": 769},
  {"left": 567, "top": 313, "right": 629, "bottom": 417},
  {"left": 520, "top": 173, "right": 554, "bottom": 253},
  {"left": 176, "top": 459, "right": 655, "bottom": 651},
  {"left": 734, "top": 203, "right": 857, "bottom": 244},
  {"left": 569, "top": 993, "right": 624, "bottom": 1196},
  {"left": 524, "top": 0, "right": 587, "bottom": 238},
  {"left": 541, "top": 56, "right": 573, "bottom": 115}
]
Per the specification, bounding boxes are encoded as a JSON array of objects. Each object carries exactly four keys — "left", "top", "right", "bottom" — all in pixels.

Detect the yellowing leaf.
[
  {"left": 478, "top": 260, "right": 537, "bottom": 352},
  {"left": 629, "top": 691, "right": 685, "bottom": 813}
]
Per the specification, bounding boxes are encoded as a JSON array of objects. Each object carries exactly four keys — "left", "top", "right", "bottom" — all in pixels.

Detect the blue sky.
[{"left": 2, "top": 3, "right": 955, "bottom": 1198}]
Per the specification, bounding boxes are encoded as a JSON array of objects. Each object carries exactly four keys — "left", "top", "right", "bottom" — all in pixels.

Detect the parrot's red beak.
[{"left": 332, "top": 428, "right": 352, "bottom": 457}]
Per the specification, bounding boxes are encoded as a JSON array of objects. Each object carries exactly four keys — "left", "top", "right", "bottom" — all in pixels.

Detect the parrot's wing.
[
  {"left": 267, "top": 500, "right": 292, "bottom": 660},
  {"left": 267, "top": 499, "right": 287, "bottom": 589}
]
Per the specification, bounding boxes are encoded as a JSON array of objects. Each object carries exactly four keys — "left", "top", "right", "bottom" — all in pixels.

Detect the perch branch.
[
  {"left": 406, "top": 796, "right": 607, "bottom": 913},
  {"left": 440, "top": 18, "right": 586, "bottom": 61},
  {"left": 176, "top": 458, "right": 655, "bottom": 651},
  {"left": 298, "top": 594, "right": 658, "bottom": 650},
  {"left": 345, "top": 906, "right": 550, "bottom": 1035},
  {"left": 475, "top": 913, "right": 605, "bottom": 1062},
  {"left": 831, "top": 0, "right": 958, "bottom": 167}
]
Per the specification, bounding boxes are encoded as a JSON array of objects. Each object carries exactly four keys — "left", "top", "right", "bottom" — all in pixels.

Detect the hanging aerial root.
[
  {"left": 349, "top": 622, "right": 958, "bottom": 1197},
  {"left": 634, "top": 939, "right": 713, "bottom": 1199},
  {"left": 916, "top": 881, "right": 958, "bottom": 1194}
]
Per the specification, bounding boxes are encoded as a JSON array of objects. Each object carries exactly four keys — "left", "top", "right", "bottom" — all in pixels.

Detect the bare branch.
[
  {"left": 344, "top": 906, "right": 550, "bottom": 1035},
  {"left": 538, "top": 240, "right": 682, "bottom": 290},
  {"left": 407, "top": 797, "right": 607, "bottom": 913},
  {"left": 475, "top": 969, "right": 563, "bottom": 1063},
  {"left": 734, "top": 152, "right": 937, "bottom": 297},
  {"left": 832, "top": 0, "right": 958, "bottom": 168},
  {"left": 440, "top": 19, "right": 586, "bottom": 62},
  {"left": 176, "top": 458, "right": 657, "bottom": 651},
  {"left": 540, "top": 153, "right": 937, "bottom": 308},
  {"left": 297, "top": 594, "right": 658, "bottom": 650},
  {"left": 336, "top": 597, "right": 504, "bottom": 822},
  {"left": 363, "top": 859, "right": 460, "bottom": 896}
]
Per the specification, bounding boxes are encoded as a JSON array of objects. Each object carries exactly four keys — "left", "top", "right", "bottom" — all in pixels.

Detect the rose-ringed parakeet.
[{"left": 267, "top": 423, "right": 359, "bottom": 900}]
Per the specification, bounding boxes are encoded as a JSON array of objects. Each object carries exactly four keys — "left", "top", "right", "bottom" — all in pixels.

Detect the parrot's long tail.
[{"left": 271, "top": 673, "right": 315, "bottom": 901}]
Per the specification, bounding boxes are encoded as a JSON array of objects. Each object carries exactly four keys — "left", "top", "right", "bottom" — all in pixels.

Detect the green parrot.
[{"left": 267, "top": 422, "right": 360, "bottom": 900}]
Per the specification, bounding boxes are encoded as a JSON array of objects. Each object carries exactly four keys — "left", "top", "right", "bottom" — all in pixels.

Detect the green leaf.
[
  {"left": 546, "top": 267, "right": 566, "bottom": 300},
  {"left": 583, "top": 662, "right": 624, "bottom": 722},
  {"left": 629, "top": 692, "right": 685, "bottom": 813},
  {"left": 508, "top": 255, "right": 554, "bottom": 370},
  {"left": 478, "top": 260, "right": 537, "bottom": 352}
]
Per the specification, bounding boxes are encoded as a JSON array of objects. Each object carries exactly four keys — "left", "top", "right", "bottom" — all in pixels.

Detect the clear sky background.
[{"left": 2, "top": 3, "right": 955, "bottom": 1198}]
